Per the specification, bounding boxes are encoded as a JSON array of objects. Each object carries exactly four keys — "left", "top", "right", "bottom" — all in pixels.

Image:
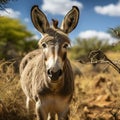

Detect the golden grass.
[
  {"left": 106, "top": 51, "right": 120, "bottom": 59},
  {"left": 0, "top": 60, "right": 34, "bottom": 120}
]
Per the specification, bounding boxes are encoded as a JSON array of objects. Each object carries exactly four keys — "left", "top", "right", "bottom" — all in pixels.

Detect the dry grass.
[
  {"left": 0, "top": 52, "right": 120, "bottom": 120},
  {"left": 0, "top": 60, "right": 35, "bottom": 120}
]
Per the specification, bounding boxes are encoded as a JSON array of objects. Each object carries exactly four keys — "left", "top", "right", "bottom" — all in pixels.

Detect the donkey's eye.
[
  {"left": 42, "top": 42, "right": 47, "bottom": 48},
  {"left": 63, "top": 43, "right": 69, "bottom": 49}
]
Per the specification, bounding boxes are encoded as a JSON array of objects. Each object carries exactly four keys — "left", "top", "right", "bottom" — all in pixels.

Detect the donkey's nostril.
[
  {"left": 47, "top": 69, "right": 63, "bottom": 81},
  {"left": 58, "top": 69, "right": 62, "bottom": 76},
  {"left": 47, "top": 69, "right": 52, "bottom": 77}
]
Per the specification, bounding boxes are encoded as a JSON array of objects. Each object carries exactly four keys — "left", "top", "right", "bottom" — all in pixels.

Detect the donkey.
[{"left": 20, "top": 5, "right": 79, "bottom": 120}]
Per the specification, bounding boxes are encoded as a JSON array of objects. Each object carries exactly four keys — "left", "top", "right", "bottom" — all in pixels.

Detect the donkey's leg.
[
  {"left": 36, "top": 100, "right": 47, "bottom": 120},
  {"left": 49, "top": 113, "right": 55, "bottom": 120},
  {"left": 26, "top": 97, "right": 30, "bottom": 114},
  {"left": 58, "top": 108, "right": 70, "bottom": 120}
]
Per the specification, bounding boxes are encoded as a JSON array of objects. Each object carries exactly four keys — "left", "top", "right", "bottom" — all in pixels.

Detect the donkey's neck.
[{"left": 61, "top": 58, "right": 74, "bottom": 96}]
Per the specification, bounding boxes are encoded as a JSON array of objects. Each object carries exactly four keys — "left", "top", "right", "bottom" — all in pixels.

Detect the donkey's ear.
[
  {"left": 61, "top": 6, "right": 79, "bottom": 34},
  {"left": 31, "top": 5, "right": 50, "bottom": 34}
]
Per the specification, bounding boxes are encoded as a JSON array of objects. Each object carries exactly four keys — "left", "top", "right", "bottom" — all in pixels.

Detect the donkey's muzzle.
[{"left": 47, "top": 69, "right": 63, "bottom": 81}]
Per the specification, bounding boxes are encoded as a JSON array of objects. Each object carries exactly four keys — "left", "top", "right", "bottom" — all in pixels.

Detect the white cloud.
[
  {"left": 41, "top": 0, "right": 83, "bottom": 15},
  {"left": 24, "top": 18, "right": 30, "bottom": 23},
  {"left": 32, "top": 35, "right": 40, "bottom": 40},
  {"left": 0, "top": 8, "right": 20, "bottom": 18},
  {"left": 26, "top": 35, "right": 40, "bottom": 41},
  {"left": 94, "top": 1, "right": 120, "bottom": 17},
  {"left": 79, "top": 30, "right": 117, "bottom": 43}
]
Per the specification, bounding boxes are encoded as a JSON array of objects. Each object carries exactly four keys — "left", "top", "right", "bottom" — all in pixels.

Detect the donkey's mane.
[{"left": 39, "top": 28, "right": 70, "bottom": 46}]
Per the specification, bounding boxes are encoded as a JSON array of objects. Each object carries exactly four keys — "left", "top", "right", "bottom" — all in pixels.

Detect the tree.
[
  {"left": 0, "top": 17, "right": 38, "bottom": 60},
  {"left": 108, "top": 26, "right": 120, "bottom": 39},
  {"left": 0, "top": 0, "right": 17, "bottom": 10},
  {"left": 107, "top": 26, "right": 120, "bottom": 51}
]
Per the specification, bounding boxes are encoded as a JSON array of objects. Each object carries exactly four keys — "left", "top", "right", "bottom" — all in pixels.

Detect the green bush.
[
  {"left": 69, "top": 37, "right": 111, "bottom": 59},
  {"left": 0, "top": 17, "right": 38, "bottom": 60}
]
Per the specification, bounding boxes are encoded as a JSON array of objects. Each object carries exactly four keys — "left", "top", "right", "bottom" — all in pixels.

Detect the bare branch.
[{"left": 78, "top": 50, "right": 120, "bottom": 73}]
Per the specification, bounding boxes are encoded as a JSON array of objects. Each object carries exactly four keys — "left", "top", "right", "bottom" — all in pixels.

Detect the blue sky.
[{"left": 0, "top": 0, "right": 120, "bottom": 43}]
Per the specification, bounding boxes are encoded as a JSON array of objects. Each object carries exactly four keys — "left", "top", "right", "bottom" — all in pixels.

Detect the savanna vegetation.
[{"left": 0, "top": 15, "right": 120, "bottom": 120}]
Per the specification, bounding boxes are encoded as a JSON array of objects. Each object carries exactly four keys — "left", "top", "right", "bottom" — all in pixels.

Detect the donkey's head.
[{"left": 31, "top": 5, "right": 79, "bottom": 82}]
